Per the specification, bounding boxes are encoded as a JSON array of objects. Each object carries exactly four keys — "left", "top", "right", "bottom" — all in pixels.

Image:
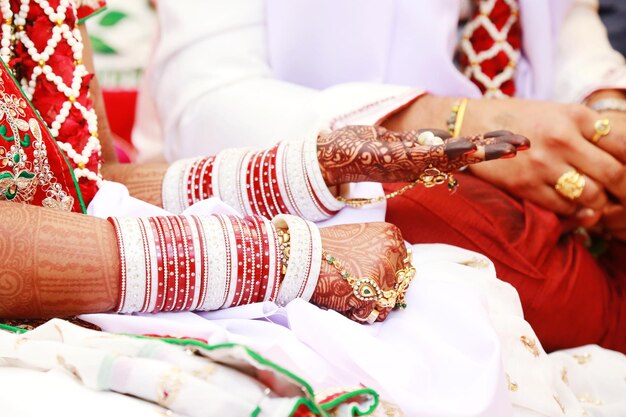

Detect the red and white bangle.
[
  {"left": 108, "top": 217, "right": 148, "bottom": 313},
  {"left": 212, "top": 148, "right": 251, "bottom": 215},
  {"left": 196, "top": 215, "right": 230, "bottom": 311},
  {"left": 262, "top": 215, "right": 281, "bottom": 301},
  {"left": 272, "top": 214, "right": 322, "bottom": 306},
  {"left": 284, "top": 139, "right": 343, "bottom": 221},
  {"left": 161, "top": 157, "right": 198, "bottom": 214},
  {"left": 302, "top": 135, "right": 346, "bottom": 214}
]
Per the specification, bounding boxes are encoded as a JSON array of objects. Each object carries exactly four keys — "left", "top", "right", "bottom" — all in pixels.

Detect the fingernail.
[
  {"left": 499, "top": 152, "right": 516, "bottom": 159},
  {"left": 576, "top": 208, "right": 596, "bottom": 219},
  {"left": 486, "top": 143, "right": 517, "bottom": 160},
  {"left": 484, "top": 130, "right": 511, "bottom": 138},
  {"left": 446, "top": 143, "right": 475, "bottom": 158}
]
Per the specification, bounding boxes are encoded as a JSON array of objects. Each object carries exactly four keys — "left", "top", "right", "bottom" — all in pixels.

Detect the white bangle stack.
[
  {"left": 161, "top": 136, "right": 344, "bottom": 221},
  {"left": 272, "top": 214, "right": 322, "bottom": 306}
]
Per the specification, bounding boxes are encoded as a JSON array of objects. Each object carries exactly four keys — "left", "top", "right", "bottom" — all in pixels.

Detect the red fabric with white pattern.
[
  {"left": 6, "top": 0, "right": 105, "bottom": 206},
  {"left": 458, "top": 0, "right": 522, "bottom": 98}
]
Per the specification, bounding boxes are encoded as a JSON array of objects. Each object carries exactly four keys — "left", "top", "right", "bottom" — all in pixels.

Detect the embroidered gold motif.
[
  {"left": 505, "top": 373, "right": 518, "bottom": 392},
  {"left": 553, "top": 394, "right": 565, "bottom": 414},
  {"left": 191, "top": 365, "right": 217, "bottom": 381},
  {"left": 0, "top": 68, "right": 73, "bottom": 210},
  {"left": 461, "top": 257, "right": 490, "bottom": 269},
  {"left": 577, "top": 393, "right": 603, "bottom": 405},
  {"left": 573, "top": 353, "right": 592, "bottom": 365},
  {"left": 157, "top": 367, "right": 183, "bottom": 407},
  {"left": 520, "top": 335, "right": 540, "bottom": 357},
  {"left": 561, "top": 367, "right": 569, "bottom": 384},
  {"left": 56, "top": 354, "right": 83, "bottom": 382}
]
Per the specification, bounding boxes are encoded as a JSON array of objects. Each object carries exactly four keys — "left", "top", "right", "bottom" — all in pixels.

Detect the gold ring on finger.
[
  {"left": 591, "top": 118, "right": 611, "bottom": 144},
  {"left": 555, "top": 170, "right": 586, "bottom": 200}
]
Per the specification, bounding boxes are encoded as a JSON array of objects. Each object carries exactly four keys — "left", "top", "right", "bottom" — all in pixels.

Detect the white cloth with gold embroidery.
[{"left": 0, "top": 319, "right": 378, "bottom": 417}]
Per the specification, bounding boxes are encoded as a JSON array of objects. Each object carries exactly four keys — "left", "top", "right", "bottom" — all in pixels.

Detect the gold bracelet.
[
  {"left": 336, "top": 167, "right": 459, "bottom": 208},
  {"left": 446, "top": 98, "right": 469, "bottom": 137},
  {"left": 321, "top": 248, "right": 416, "bottom": 322},
  {"left": 277, "top": 229, "right": 291, "bottom": 280}
]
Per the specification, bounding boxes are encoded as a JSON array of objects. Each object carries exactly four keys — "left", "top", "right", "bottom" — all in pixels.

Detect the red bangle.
[
  {"left": 107, "top": 218, "right": 127, "bottom": 312},
  {"left": 228, "top": 215, "right": 247, "bottom": 308},
  {"left": 170, "top": 216, "right": 190, "bottom": 311},
  {"left": 156, "top": 217, "right": 178, "bottom": 312},
  {"left": 190, "top": 215, "right": 210, "bottom": 310},
  {"left": 147, "top": 217, "right": 168, "bottom": 312},
  {"left": 246, "top": 215, "right": 266, "bottom": 303},
  {"left": 216, "top": 214, "right": 234, "bottom": 308},
  {"left": 136, "top": 218, "right": 153, "bottom": 312},
  {"left": 267, "top": 145, "right": 289, "bottom": 215}
]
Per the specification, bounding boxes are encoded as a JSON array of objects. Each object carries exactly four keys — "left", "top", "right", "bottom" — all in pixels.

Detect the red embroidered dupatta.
[{"left": 0, "top": 60, "right": 84, "bottom": 212}]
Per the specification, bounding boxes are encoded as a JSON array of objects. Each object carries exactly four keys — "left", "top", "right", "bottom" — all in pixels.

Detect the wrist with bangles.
[
  {"left": 162, "top": 134, "right": 459, "bottom": 216},
  {"left": 109, "top": 212, "right": 414, "bottom": 322}
]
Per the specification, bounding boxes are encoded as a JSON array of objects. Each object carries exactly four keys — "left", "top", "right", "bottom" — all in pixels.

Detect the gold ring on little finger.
[{"left": 591, "top": 118, "right": 611, "bottom": 144}]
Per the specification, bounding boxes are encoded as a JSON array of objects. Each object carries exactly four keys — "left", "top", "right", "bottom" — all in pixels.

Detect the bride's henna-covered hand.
[
  {"left": 317, "top": 125, "right": 529, "bottom": 185},
  {"left": 311, "top": 222, "right": 408, "bottom": 323}
]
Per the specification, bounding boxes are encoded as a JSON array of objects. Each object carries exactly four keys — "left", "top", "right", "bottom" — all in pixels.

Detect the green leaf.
[
  {"left": 98, "top": 10, "right": 127, "bottom": 27},
  {"left": 20, "top": 133, "right": 30, "bottom": 147},
  {"left": 17, "top": 171, "right": 35, "bottom": 179},
  {"left": 89, "top": 35, "right": 117, "bottom": 55}
]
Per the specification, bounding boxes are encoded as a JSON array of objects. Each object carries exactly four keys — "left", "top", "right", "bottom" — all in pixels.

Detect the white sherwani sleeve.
[
  {"left": 554, "top": 0, "right": 626, "bottom": 103},
  {"left": 151, "top": 0, "right": 423, "bottom": 161}
]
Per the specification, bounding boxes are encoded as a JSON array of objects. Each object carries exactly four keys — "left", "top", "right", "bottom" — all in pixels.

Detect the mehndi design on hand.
[
  {"left": 317, "top": 125, "right": 529, "bottom": 185},
  {"left": 313, "top": 222, "right": 409, "bottom": 323}
]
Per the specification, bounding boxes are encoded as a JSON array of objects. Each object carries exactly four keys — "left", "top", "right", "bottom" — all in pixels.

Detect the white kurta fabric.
[{"left": 139, "top": 0, "right": 626, "bottom": 162}]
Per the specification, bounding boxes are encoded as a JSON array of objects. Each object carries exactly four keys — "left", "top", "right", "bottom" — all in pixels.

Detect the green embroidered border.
[
  {"left": 0, "top": 325, "right": 379, "bottom": 417},
  {"left": 0, "top": 58, "right": 88, "bottom": 213},
  {"left": 318, "top": 388, "right": 379, "bottom": 416},
  {"left": 126, "top": 335, "right": 378, "bottom": 417},
  {"left": 0, "top": 323, "right": 27, "bottom": 333},
  {"left": 77, "top": 6, "right": 108, "bottom": 25}
]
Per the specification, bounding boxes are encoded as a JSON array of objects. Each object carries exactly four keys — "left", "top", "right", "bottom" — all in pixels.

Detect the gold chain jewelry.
[
  {"left": 321, "top": 248, "right": 416, "bottom": 315},
  {"left": 277, "top": 229, "right": 291, "bottom": 279},
  {"left": 336, "top": 167, "right": 458, "bottom": 208}
]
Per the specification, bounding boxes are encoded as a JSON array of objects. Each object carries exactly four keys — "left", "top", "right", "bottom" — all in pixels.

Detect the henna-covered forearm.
[
  {"left": 0, "top": 202, "right": 119, "bottom": 318},
  {"left": 102, "top": 163, "right": 169, "bottom": 207}
]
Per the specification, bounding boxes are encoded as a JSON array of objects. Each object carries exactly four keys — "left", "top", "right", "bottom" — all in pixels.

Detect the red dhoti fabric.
[{"left": 384, "top": 173, "right": 626, "bottom": 353}]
